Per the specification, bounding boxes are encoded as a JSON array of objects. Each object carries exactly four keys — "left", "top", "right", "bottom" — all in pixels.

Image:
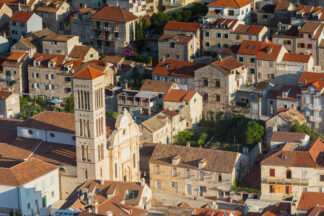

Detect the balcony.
[
  {"left": 92, "top": 25, "right": 119, "bottom": 32},
  {"left": 265, "top": 177, "right": 309, "bottom": 186},
  {"left": 163, "top": 0, "right": 184, "bottom": 7},
  {"left": 117, "top": 91, "right": 158, "bottom": 108},
  {"left": 307, "top": 103, "right": 321, "bottom": 111},
  {"left": 309, "top": 115, "right": 322, "bottom": 123}
]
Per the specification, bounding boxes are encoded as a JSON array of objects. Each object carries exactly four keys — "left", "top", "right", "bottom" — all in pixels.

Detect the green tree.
[
  {"left": 64, "top": 94, "right": 74, "bottom": 113},
  {"left": 173, "top": 130, "right": 195, "bottom": 146},
  {"left": 243, "top": 121, "right": 264, "bottom": 145},
  {"left": 290, "top": 121, "right": 324, "bottom": 141},
  {"left": 106, "top": 111, "right": 118, "bottom": 119},
  {"left": 197, "top": 132, "right": 208, "bottom": 146},
  {"left": 135, "top": 22, "right": 144, "bottom": 42},
  {"left": 141, "top": 16, "right": 151, "bottom": 29},
  {"left": 171, "top": 11, "right": 183, "bottom": 22}
]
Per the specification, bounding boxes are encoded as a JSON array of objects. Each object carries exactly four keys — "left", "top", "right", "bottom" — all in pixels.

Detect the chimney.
[
  {"left": 186, "top": 141, "right": 190, "bottom": 147},
  {"left": 218, "top": 55, "right": 222, "bottom": 62},
  {"left": 93, "top": 201, "right": 99, "bottom": 214},
  {"left": 140, "top": 178, "right": 145, "bottom": 187},
  {"left": 162, "top": 56, "right": 165, "bottom": 63},
  {"left": 100, "top": 179, "right": 105, "bottom": 185},
  {"left": 106, "top": 211, "right": 113, "bottom": 216}
]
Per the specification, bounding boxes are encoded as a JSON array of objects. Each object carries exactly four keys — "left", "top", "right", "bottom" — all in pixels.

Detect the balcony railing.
[
  {"left": 307, "top": 103, "right": 321, "bottom": 111},
  {"left": 309, "top": 115, "right": 322, "bottom": 123},
  {"left": 163, "top": 0, "right": 184, "bottom": 6},
  {"left": 264, "top": 177, "right": 309, "bottom": 186},
  {"left": 118, "top": 99, "right": 156, "bottom": 107}
]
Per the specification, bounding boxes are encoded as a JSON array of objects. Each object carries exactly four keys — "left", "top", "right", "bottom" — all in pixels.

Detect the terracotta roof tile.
[
  {"left": 306, "top": 205, "right": 324, "bottom": 216},
  {"left": 69, "top": 45, "right": 91, "bottom": 58},
  {"left": 140, "top": 79, "right": 175, "bottom": 93},
  {"left": 299, "top": 22, "right": 321, "bottom": 33},
  {"left": 0, "top": 90, "right": 12, "bottom": 100},
  {"left": 267, "top": 85, "right": 301, "bottom": 101},
  {"left": 297, "top": 192, "right": 324, "bottom": 210},
  {"left": 207, "top": 18, "right": 238, "bottom": 29},
  {"left": 150, "top": 144, "right": 239, "bottom": 173},
  {"left": 208, "top": 0, "right": 251, "bottom": 8},
  {"left": 164, "top": 21, "right": 201, "bottom": 32},
  {"left": 238, "top": 40, "right": 283, "bottom": 61},
  {"left": 43, "top": 34, "right": 74, "bottom": 42},
  {"left": 163, "top": 89, "right": 196, "bottom": 102},
  {"left": 10, "top": 11, "right": 34, "bottom": 22},
  {"left": 193, "top": 208, "right": 242, "bottom": 216},
  {"left": 159, "top": 34, "right": 192, "bottom": 44},
  {"left": 274, "top": 1, "right": 292, "bottom": 11},
  {"left": 234, "top": 24, "right": 265, "bottom": 35},
  {"left": 152, "top": 59, "right": 205, "bottom": 78},
  {"left": 72, "top": 67, "right": 105, "bottom": 80},
  {"left": 101, "top": 55, "right": 124, "bottom": 65},
  {"left": 7, "top": 52, "right": 26, "bottom": 61},
  {"left": 0, "top": 158, "right": 57, "bottom": 186},
  {"left": 29, "top": 53, "right": 66, "bottom": 69},
  {"left": 211, "top": 56, "right": 245, "bottom": 74},
  {"left": 270, "top": 131, "right": 307, "bottom": 143},
  {"left": 283, "top": 53, "right": 311, "bottom": 63},
  {"left": 299, "top": 72, "right": 324, "bottom": 92},
  {"left": 92, "top": 5, "right": 138, "bottom": 23}
]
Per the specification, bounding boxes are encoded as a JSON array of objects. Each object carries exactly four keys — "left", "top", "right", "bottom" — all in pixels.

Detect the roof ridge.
[{"left": 119, "top": 6, "right": 126, "bottom": 22}]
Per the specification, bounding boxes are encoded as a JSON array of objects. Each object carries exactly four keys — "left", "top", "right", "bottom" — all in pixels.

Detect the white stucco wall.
[{"left": 0, "top": 185, "right": 19, "bottom": 209}]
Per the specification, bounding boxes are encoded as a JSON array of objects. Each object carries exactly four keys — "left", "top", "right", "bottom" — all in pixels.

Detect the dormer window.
[
  {"left": 199, "top": 159, "right": 207, "bottom": 169},
  {"left": 35, "top": 60, "right": 40, "bottom": 67},
  {"left": 172, "top": 155, "right": 181, "bottom": 166},
  {"left": 296, "top": 12, "right": 303, "bottom": 19},
  {"left": 312, "top": 14, "right": 318, "bottom": 21}
]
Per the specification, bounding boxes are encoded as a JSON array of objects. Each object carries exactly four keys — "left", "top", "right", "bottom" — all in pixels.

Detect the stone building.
[
  {"left": 61, "top": 179, "right": 152, "bottom": 214},
  {"left": 68, "top": 45, "right": 99, "bottom": 61},
  {"left": 159, "top": 21, "right": 201, "bottom": 62},
  {"left": 0, "top": 3, "right": 12, "bottom": 28},
  {"left": 9, "top": 11, "right": 42, "bottom": 42},
  {"left": 232, "top": 24, "right": 268, "bottom": 43},
  {"left": 202, "top": 18, "right": 241, "bottom": 56},
  {"left": 261, "top": 137, "right": 324, "bottom": 201},
  {"left": 272, "top": 22, "right": 324, "bottom": 68},
  {"left": 73, "top": 67, "right": 141, "bottom": 182},
  {"left": 163, "top": 89, "right": 203, "bottom": 127},
  {"left": 149, "top": 144, "right": 244, "bottom": 199},
  {"left": 298, "top": 72, "right": 324, "bottom": 133},
  {"left": 265, "top": 108, "right": 307, "bottom": 146},
  {"left": 71, "top": 8, "right": 97, "bottom": 45},
  {"left": 237, "top": 40, "right": 286, "bottom": 84},
  {"left": 42, "top": 34, "right": 80, "bottom": 55},
  {"left": 162, "top": 0, "right": 200, "bottom": 11},
  {"left": 152, "top": 59, "right": 204, "bottom": 91},
  {"left": 141, "top": 110, "right": 186, "bottom": 144},
  {"left": 91, "top": 5, "right": 138, "bottom": 56},
  {"left": 0, "top": 52, "right": 29, "bottom": 94},
  {"left": 28, "top": 53, "right": 70, "bottom": 99},
  {"left": 266, "top": 85, "right": 302, "bottom": 116},
  {"left": 35, "top": 0, "right": 71, "bottom": 33},
  {"left": 0, "top": 89, "right": 20, "bottom": 118},
  {"left": 194, "top": 56, "right": 247, "bottom": 114}
]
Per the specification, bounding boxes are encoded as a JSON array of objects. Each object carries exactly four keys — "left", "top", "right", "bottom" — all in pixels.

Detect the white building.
[
  {"left": 205, "top": 0, "right": 252, "bottom": 23},
  {"left": 0, "top": 158, "right": 59, "bottom": 216},
  {"left": 9, "top": 11, "right": 42, "bottom": 42}
]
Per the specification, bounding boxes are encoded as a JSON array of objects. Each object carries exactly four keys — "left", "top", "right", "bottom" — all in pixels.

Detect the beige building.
[
  {"left": 36, "top": 0, "right": 71, "bottom": 33},
  {"left": 63, "top": 179, "right": 152, "bottom": 215},
  {"left": 162, "top": 0, "right": 200, "bottom": 11},
  {"left": 141, "top": 109, "right": 186, "bottom": 144},
  {"left": 0, "top": 52, "right": 29, "bottom": 94},
  {"left": 0, "top": 3, "right": 12, "bottom": 28},
  {"left": 149, "top": 144, "right": 243, "bottom": 199},
  {"left": 261, "top": 138, "right": 324, "bottom": 201},
  {"left": 194, "top": 56, "right": 247, "bottom": 115},
  {"left": 237, "top": 40, "right": 286, "bottom": 84},
  {"left": 0, "top": 89, "right": 20, "bottom": 118},
  {"left": 42, "top": 34, "right": 80, "bottom": 55},
  {"left": 298, "top": 72, "right": 324, "bottom": 133},
  {"left": 91, "top": 5, "right": 138, "bottom": 56},
  {"left": 202, "top": 18, "right": 241, "bottom": 56},
  {"left": 73, "top": 67, "right": 141, "bottom": 182},
  {"left": 152, "top": 59, "right": 205, "bottom": 91},
  {"left": 68, "top": 45, "right": 99, "bottom": 61},
  {"left": 28, "top": 53, "right": 70, "bottom": 99},
  {"left": 163, "top": 89, "right": 203, "bottom": 127}
]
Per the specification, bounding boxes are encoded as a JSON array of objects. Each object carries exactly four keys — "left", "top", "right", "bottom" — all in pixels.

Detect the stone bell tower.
[{"left": 72, "top": 67, "right": 109, "bottom": 182}]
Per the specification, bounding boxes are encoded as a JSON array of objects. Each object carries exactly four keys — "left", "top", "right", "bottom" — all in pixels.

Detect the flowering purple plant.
[{"left": 125, "top": 45, "right": 135, "bottom": 57}]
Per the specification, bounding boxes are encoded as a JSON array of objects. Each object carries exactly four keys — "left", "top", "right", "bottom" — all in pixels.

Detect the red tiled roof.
[
  {"left": 0, "top": 158, "right": 57, "bottom": 186},
  {"left": 7, "top": 52, "right": 26, "bottom": 61},
  {"left": 298, "top": 72, "right": 324, "bottom": 92},
  {"left": 234, "top": 24, "right": 265, "bottom": 35},
  {"left": 267, "top": 85, "right": 301, "bottom": 101},
  {"left": 163, "top": 89, "right": 196, "bottom": 102},
  {"left": 283, "top": 53, "right": 311, "bottom": 63},
  {"left": 152, "top": 59, "right": 205, "bottom": 78},
  {"left": 0, "top": 90, "right": 12, "bottom": 100},
  {"left": 297, "top": 192, "right": 324, "bottom": 210},
  {"left": 92, "top": 5, "right": 138, "bottom": 23},
  {"left": 164, "top": 21, "right": 201, "bottom": 33},
  {"left": 72, "top": 67, "right": 105, "bottom": 80},
  {"left": 10, "top": 11, "right": 34, "bottom": 22},
  {"left": 193, "top": 208, "right": 242, "bottom": 216},
  {"left": 238, "top": 40, "right": 283, "bottom": 61},
  {"left": 29, "top": 53, "right": 66, "bottom": 69},
  {"left": 211, "top": 56, "right": 245, "bottom": 74},
  {"left": 208, "top": 0, "right": 251, "bottom": 8}
]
